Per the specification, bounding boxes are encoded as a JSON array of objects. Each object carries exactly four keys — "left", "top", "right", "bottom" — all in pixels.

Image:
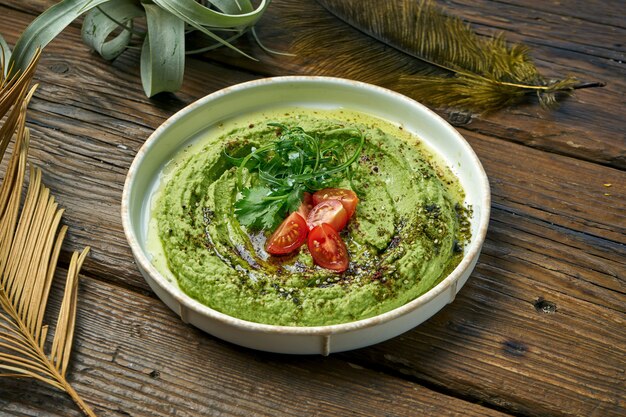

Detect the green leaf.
[
  {"left": 140, "top": 4, "right": 185, "bottom": 97},
  {"left": 235, "top": 186, "right": 281, "bottom": 230},
  {"left": 0, "top": 34, "right": 10, "bottom": 77},
  {"left": 152, "top": 0, "right": 270, "bottom": 59},
  {"left": 284, "top": 184, "right": 305, "bottom": 213},
  {"left": 9, "top": 0, "right": 272, "bottom": 97},
  {"left": 231, "top": 124, "right": 363, "bottom": 230},
  {"left": 154, "top": 0, "right": 267, "bottom": 28},
  {"left": 81, "top": 0, "right": 144, "bottom": 61},
  {"left": 206, "top": 0, "right": 253, "bottom": 15},
  {"left": 9, "top": 0, "right": 110, "bottom": 75}
]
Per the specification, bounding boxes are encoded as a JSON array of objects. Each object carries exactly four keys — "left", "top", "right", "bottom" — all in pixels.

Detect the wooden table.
[{"left": 1, "top": 1, "right": 624, "bottom": 416}]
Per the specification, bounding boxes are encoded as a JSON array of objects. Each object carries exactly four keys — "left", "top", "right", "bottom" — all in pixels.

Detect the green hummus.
[{"left": 148, "top": 108, "right": 471, "bottom": 326}]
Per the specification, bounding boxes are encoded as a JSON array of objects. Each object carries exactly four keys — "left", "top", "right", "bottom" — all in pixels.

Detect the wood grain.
[
  {"left": 1, "top": 4, "right": 623, "bottom": 291},
  {"left": 215, "top": 0, "right": 626, "bottom": 168},
  {"left": 3, "top": 0, "right": 624, "bottom": 167},
  {"left": 1, "top": 274, "right": 507, "bottom": 417},
  {"left": 343, "top": 212, "right": 625, "bottom": 416},
  {"left": 0, "top": 1, "right": 624, "bottom": 416}
]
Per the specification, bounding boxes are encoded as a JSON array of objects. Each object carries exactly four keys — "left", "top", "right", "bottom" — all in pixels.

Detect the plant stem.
[
  {"left": 491, "top": 79, "right": 604, "bottom": 91},
  {"left": 400, "top": 39, "right": 606, "bottom": 93},
  {"left": 1, "top": 288, "right": 97, "bottom": 416},
  {"left": 30, "top": 321, "right": 97, "bottom": 417},
  {"left": 571, "top": 81, "right": 606, "bottom": 90},
  {"left": 63, "top": 380, "right": 98, "bottom": 417}
]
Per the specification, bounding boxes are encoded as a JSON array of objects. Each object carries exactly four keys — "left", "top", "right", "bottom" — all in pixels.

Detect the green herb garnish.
[{"left": 226, "top": 123, "right": 364, "bottom": 230}]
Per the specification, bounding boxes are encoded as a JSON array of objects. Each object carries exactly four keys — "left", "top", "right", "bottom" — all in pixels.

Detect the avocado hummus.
[{"left": 148, "top": 108, "right": 471, "bottom": 326}]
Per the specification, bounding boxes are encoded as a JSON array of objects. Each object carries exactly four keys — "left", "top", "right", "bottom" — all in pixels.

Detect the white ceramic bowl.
[{"left": 121, "top": 76, "right": 490, "bottom": 355}]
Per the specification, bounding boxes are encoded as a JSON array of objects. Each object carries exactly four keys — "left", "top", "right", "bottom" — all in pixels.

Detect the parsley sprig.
[{"left": 225, "top": 122, "right": 364, "bottom": 230}]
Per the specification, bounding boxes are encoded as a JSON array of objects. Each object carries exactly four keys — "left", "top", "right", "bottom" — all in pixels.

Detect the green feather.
[{"left": 285, "top": 0, "right": 603, "bottom": 114}]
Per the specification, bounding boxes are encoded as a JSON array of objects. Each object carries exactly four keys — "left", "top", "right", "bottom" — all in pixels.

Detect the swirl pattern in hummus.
[{"left": 150, "top": 109, "right": 471, "bottom": 326}]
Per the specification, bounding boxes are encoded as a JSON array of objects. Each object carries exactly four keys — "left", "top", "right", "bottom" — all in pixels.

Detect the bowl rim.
[{"left": 121, "top": 75, "right": 491, "bottom": 336}]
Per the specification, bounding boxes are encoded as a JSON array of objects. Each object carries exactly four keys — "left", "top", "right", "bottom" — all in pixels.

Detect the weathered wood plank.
[
  {"left": 1, "top": 208, "right": 622, "bottom": 417},
  {"left": 1, "top": 4, "right": 623, "bottom": 290},
  {"left": 0, "top": 275, "right": 508, "bottom": 417},
  {"left": 331, "top": 135, "right": 624, "bottom": 416},
  {"left": 6, "top": 113, "right": 625, "bottom": 416},
  {"left": 342, "top": 214, "right": 625, "bottom": 416},
  {"left": 468, "top": 130, "right": 625, "bottom": 246},
  {"left": 490, "top": 0, "right": 626, "bottom": 29},
  {"left": 212, "top": 0, "right": 626, "bottom": 168},
  {"left": 0, "top": 3, "right": 624, "bottom": 417},
  {"left": 445, "top": 0, "right": 625, "bottom": 60},
  {"left": 441, "top": 0, "right": 626, "bottom": 168}
]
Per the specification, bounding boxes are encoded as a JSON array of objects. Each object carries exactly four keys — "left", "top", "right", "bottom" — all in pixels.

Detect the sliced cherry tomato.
[
  {"left": 296, "top": 192, "right": 314, "bottom": 219},
  {"left": 312, "top": 188, "right": 359, "bottom": 218},
  {"left": 306, "top": 199, "right": 348, "bottom": 232},
  {"left": 265, "top": 212, "right": 308, "bottom": 255},
  {"left": 307, "top": 224, "right": 349, "bottom": 272}
]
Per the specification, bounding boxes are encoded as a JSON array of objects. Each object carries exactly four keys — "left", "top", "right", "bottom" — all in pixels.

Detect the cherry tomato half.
[
  {"left": 307, "top": 223, "right": 349, "bottom": 272},
  {"left": 265, "top": 212, "right": 308, "bottom": 255},
  {"left": 312, "top": 188, "right": 359, "bottom": 218},
  {"left": 296, "top": 192, "right": 314, "bottom": 219},
  {"left": 306, "top": 199, "right": 348, "bottom": 231}
]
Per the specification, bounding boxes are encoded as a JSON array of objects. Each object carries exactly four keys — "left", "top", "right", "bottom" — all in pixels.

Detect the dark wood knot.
[{"left": 534, "top": 297, "right": 557, "bottom": 314}]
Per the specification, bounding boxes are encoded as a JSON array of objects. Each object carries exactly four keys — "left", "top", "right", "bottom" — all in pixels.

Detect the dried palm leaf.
[
  {"left": 284, "top": 0, "right": 603, "bottom": 114},
  {"left": 0, "top": 38, "right": 94, "bottom": 416}
]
